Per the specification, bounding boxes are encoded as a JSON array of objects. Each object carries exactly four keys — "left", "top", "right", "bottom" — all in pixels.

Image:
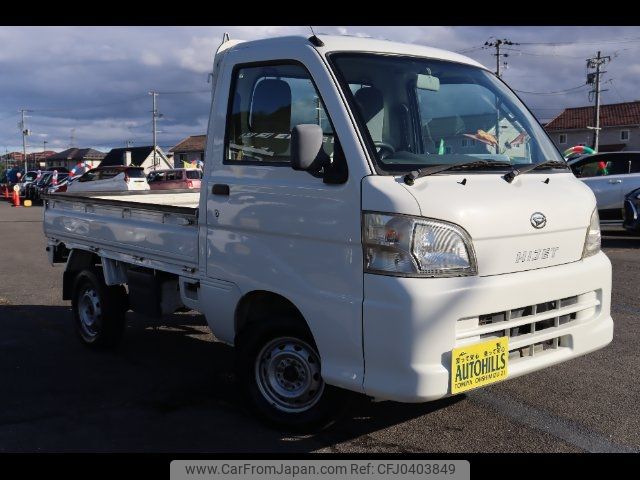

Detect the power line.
[
  {"left": 26, "top": 94, "right": 148, "bottom": 113},
  {"left": 518, "top": 36, "right": 640, "bottom": 46},
  {"left": 513, "top": 84, "right": 588, "bottom": 95},
  {"left": 607, "top": 79, "right": 625, "bottom": 102},
  {"left": 155, "top": 89, "right": 210, "bottom": 95},
  {"left": 484, "top": 38, "right": 519, "bottom": 77},
  {"left": 455, "top": 46, "right": 488, "bottom": 54},
  {"left": 500, "top": 48, "right": 587, "bottom": 59}
]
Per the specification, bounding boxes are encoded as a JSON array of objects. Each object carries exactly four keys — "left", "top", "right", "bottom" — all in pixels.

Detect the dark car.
[
  {"left": 25, "top": 172, "right": 52, "bottom": 200},
  {"left": 623, "top": 186, "right": 640, "bottom": 234},
  {"left": 33, "top": 173, "right": 68, "bottom": 203}
]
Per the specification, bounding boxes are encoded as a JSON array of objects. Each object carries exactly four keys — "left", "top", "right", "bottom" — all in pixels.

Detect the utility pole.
[
  {"left": 587, "top": 51, "right": 611, "bottom": 152},
  {"left": 484, "top": 38, "right": 518, "bottom": 78},
  {"left": 20, "top": 109, "right": 30, "bottom": 174},
  {"left": 42, "top": 139, "right": 48, "bottom": 169},
  {"left": 484, "top": 38, "right": 518, "bottom": 154},
  {"left": 150, "top": 91, "right": 159, "bottom": 170},
  {"left": 69, "top": 128, "right": 76, "bottom": 149}
]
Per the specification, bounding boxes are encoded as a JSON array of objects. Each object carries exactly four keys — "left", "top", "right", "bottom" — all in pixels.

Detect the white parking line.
[{"left": 469, "top": 390, "right": 637, "bottom": 453}]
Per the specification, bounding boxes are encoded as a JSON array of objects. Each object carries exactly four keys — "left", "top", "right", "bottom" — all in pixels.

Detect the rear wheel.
[
  {"left": 236, "top": 319, "right": 348, "bottom": 431},
  {"left": 71, "top": 268, "right": 128, "bottom": 349}
]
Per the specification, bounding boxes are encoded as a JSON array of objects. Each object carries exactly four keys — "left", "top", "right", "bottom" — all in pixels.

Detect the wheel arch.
[
  {"left": 62, "top": 249, "right": 101, "bottom": 300},
  {"left": 234, "top": 290, "right": 313, "bottom": 344}
]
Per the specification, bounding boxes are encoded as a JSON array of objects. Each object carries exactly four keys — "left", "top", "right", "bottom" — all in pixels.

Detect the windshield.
[{"left": 329, "top": 53, "right": 563, "bottom": 173}]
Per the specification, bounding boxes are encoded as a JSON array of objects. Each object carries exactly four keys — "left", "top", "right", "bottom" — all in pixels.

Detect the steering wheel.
[{"left": 374, "top": 141, "right": 396, "bottom": 160}]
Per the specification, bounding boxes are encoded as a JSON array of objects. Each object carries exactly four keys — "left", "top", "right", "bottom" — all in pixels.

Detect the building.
[
  {"left": 170, "top": 135, "right": 206, "bottom": 167},
  {"left": 2, "top": 152, "right": 25, "bottom": 169},
  {"left": 99, "top": 146, "right": 171, "bottom": 173},
  {"left": 27, "top": 151, "right": 56, "bottom": 170},
  {"left": 544, "top": 101, "right": 640, "bottom": 152},
  {"left": 425, "top": 113, "right": 529, "bottom": 161},
  {"left": 46, "top": 148, "right": 106, "bottom": 171}
]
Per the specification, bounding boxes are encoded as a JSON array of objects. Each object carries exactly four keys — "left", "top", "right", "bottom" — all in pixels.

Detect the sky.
[{"left": 1, "top": 26, "right": 639, "bottom": 154}]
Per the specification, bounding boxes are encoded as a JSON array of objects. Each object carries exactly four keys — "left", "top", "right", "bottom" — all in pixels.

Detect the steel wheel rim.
[
  {"left": 255, "top": 336, "right": 324, "bottom": 413},
  {"left": 78, "top": 287, "right": 102, "bottom": 338}
]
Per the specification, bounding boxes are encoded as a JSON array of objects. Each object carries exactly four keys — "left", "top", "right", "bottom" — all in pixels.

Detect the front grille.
[{"left": 456, "top": 291, "right": 600, "bottom": 361}]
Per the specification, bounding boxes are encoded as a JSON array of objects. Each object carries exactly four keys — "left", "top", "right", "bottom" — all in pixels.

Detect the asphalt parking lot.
[{"left": 0, "top": 201, "right": 638, "bottom": 453}]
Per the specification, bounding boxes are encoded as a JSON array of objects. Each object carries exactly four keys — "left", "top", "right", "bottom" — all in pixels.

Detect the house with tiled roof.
[
  {"left": 46, "top": 148, "right": 106, "bottom": 171},
  {"left": 100, "top": 146, "right": 171, "bottom": 173},
  {"left": 544, "top": 101, "right": 640, "bottom": 152},
  {"left": 170, "top": 135, "right": 206, "bottom": 167}
]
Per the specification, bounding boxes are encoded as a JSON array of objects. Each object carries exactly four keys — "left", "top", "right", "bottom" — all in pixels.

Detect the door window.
[
  {"left": 98, "top": 169, "right": 120, "bottom": 180},
  {"left": 225, "top": 63, "right": 334, "bottom": 164},
  {"left": 78, "top": 170, "right": 98, "bottom": 182},
  {"left": 573, "top": 158, "right": 614, "bottom": 177}
]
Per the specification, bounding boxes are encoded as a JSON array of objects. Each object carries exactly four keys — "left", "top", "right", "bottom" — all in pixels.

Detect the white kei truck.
[{"left": 43, "top": 34, "right": 613, "bottom": 429}]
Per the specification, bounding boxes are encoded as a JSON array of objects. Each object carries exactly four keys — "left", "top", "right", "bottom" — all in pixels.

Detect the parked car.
[
  {"left": 34, "top": 173, "right": 69, "bottom": 203},
  {"left": 17, "top": 171, "right": 41, "bottom": 196},
  {"left": 623, "top": 186, "right": 640, "bottom": 233},
  {"left": 147, "top": 168, "right": 202, "bottom": 190},
  {"left": 47, "top": 175, "right": 80, "bottom": 194},
  {"left": 66, "top": 166, "right": 150, "bottom": 193},
  {"left": 568, "top": 152, "right": 640, "bottom": 225},
  {"left": 26, "top": 172, "right": 53, "bottom": 200}
]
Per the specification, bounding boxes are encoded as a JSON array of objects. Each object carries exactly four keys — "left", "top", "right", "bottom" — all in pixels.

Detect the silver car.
[{"left": 568, "top": 152, "right": 640, "bottom": 226}]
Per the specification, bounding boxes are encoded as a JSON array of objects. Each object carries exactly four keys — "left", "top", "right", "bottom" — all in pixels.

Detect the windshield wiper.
[
  {"left": 403, "top": 160, "right": 513, "bottom": 186},
  {"left": 503, "top": 160, "right": 568, "bottom": 183}
]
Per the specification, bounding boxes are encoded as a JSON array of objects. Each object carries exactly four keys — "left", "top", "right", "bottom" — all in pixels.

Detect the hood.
[{"left": 363, "top": 172, "right": 596, "bottom": 277}]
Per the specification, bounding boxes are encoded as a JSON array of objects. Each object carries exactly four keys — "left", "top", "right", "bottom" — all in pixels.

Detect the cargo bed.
[{"left": 42, "top": 190, "right": 200, "bottom": 276}]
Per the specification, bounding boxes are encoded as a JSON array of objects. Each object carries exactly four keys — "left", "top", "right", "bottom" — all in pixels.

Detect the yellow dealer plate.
[{"left": 451, "top": 336, "right": 509, "bottom": 394}]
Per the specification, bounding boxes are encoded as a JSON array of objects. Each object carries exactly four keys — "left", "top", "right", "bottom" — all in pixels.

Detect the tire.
[
  {"left": 236, "top": 318, "right": 348, "bottom": 431},
  {"left": 71, "top": 268, "right": 128, "bottom": 349}
]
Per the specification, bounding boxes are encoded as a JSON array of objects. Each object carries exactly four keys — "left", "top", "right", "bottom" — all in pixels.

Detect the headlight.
[
  {"left": 363, "top": 212, "right": 477, "bottom": 277},
  {"left": 582, "top": 208, "right": 601, "bottom": 259}
]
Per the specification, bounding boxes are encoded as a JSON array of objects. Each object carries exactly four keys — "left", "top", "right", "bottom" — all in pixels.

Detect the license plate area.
[{"left": 451, "top": 336, "right": 509, "bottom": 394}]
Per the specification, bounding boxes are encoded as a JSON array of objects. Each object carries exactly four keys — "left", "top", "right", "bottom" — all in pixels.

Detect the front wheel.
[{"left": 236, "top": 321, "right": 348, "bottom": 431}]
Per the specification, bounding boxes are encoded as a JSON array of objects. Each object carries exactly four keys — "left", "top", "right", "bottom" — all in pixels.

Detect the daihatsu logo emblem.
[{"left": 530, "top": 212, "right": 547, "bottom": 229}]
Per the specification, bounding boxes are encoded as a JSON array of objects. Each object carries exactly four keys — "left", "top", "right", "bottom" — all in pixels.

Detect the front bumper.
[{"left": 362, "top": 252, "right": 613, "bottom": 402}]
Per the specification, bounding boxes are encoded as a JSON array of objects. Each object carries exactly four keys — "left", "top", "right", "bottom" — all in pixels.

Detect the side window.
[
  {"left": 78, "top": 171, "right": 97, "bottom": 182},
  {"left": 575, "top": 159, "right": 611, "bottom": 178},
  {"left": 608, "top": 158, "right": 631, "bottom": 176},
  {"left": 99, "top": 169, "right": 119, "bottom": 180},
  {"left": 225, "top": 63, "right": 334, "bottom": 164},
  {"left": 630, "top": 156, "right": 640, "bottom": 173}
]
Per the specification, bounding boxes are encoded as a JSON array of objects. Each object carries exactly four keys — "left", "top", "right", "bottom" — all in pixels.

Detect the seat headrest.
[
  {"left": 354, "top": 86, "right": 384, "bottom": 123},
  {"left": 251, "top": 79, "right": 292, "bottom": 134}
]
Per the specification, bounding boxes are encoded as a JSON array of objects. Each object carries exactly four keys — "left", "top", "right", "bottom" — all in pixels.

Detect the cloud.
[
  {"left": 141, "top": 51, "right": 163, "bottom": 67},
  {"left": 1, "top": 26, "right": 639, "bottom": 153}
]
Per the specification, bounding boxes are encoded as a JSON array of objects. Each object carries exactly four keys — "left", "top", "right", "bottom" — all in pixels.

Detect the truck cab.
[{"left": 44, "top": 35, "right": 613, "bottom": 429}]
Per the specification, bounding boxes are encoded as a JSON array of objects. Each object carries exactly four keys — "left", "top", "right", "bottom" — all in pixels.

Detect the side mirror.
[{"left": 291, "top": 124, "right": 328, "bottom": 172}]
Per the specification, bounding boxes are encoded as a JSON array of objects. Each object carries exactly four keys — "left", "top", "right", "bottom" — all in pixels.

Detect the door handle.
[
  {"left": 212, "top": 184, "right": 230, "bottom": 195},
  {"left": 608, "top": 179, "right": 622, "bottom": 184}
]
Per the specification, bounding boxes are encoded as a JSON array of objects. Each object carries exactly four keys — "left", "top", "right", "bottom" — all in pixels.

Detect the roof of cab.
[{"left": 223, "top": 34, "right": 487, "bottom": 70}]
